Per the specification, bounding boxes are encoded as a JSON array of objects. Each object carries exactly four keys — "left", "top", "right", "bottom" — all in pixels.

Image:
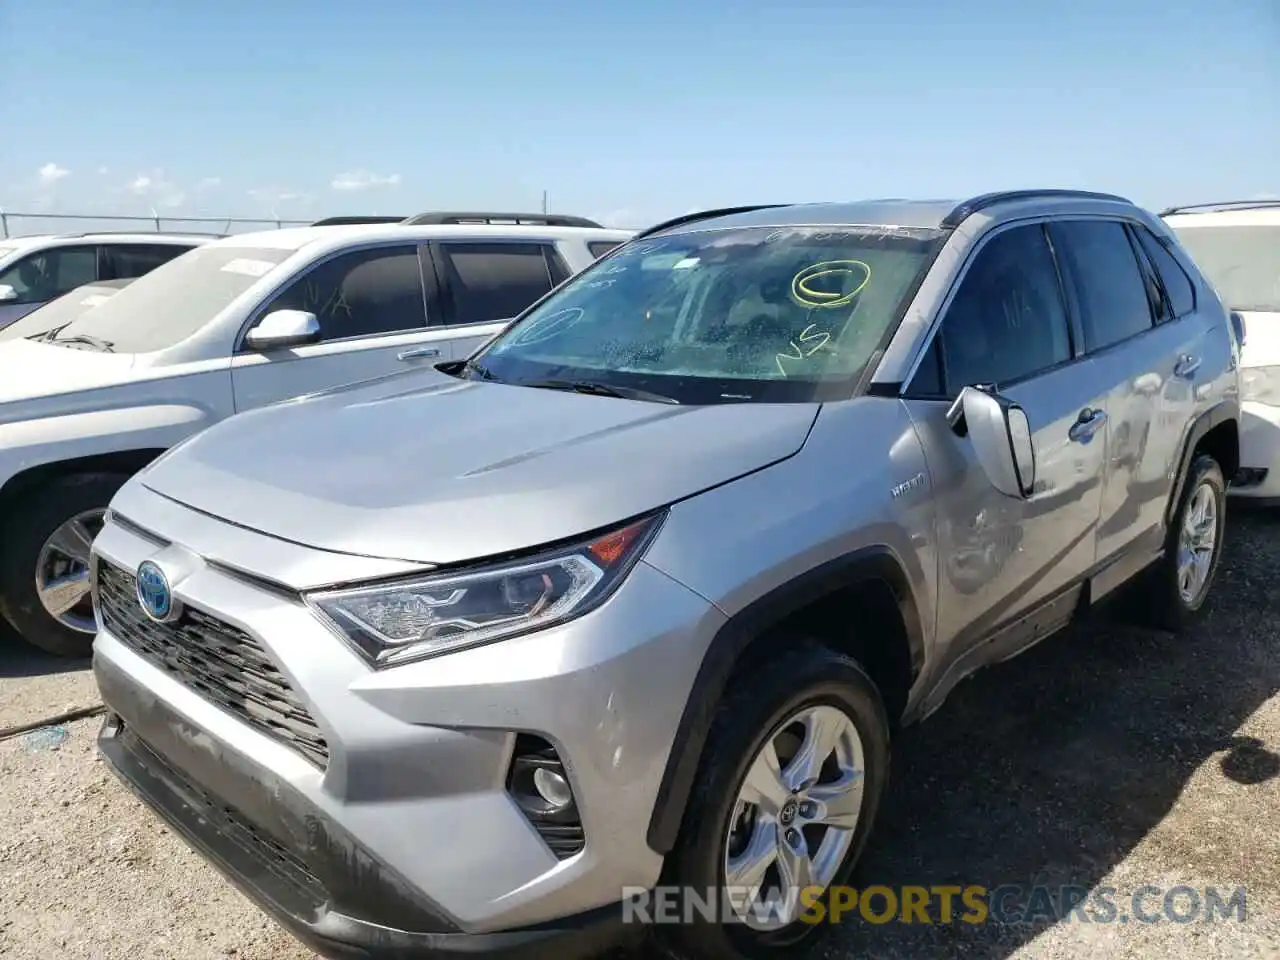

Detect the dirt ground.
[{"left": 1, "top": 510, "right": 1278, "bottom": 960}]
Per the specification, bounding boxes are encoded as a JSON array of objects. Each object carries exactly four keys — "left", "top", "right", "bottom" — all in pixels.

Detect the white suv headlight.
[
  {"left": 306, "top": 512, "right": 665, "bottom": 667},
  {"left": 1242, "top": 366, "right": 1280, "bottom": 406}
]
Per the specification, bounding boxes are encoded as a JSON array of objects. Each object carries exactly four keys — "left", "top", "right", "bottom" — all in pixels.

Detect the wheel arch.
[
  {"left": 0, "top": 448, "right": 167, "bottom": 515},
  {"left": 1165, "top": 401, "right": 1239, "bottom": 528},
  {"left": 646, "top": 545, "right": 926, "bottom": 854}
]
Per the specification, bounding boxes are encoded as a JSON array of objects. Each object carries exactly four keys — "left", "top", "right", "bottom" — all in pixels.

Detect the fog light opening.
[{"left": 506, "top": 733, "right": 585, "bottom": 859}]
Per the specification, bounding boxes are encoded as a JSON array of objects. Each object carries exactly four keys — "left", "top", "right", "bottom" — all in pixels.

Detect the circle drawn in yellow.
[{"left": 790, "top": 260, "right": 871, "bottom": 309}]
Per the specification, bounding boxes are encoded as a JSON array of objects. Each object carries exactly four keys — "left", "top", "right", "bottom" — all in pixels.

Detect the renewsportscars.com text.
[{"left": 620, "top": 884, "right": 1249, "bottom": 926}]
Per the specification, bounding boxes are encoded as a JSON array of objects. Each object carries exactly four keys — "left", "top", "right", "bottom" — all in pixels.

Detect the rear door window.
[
  {"left": 1132, "top": 226, "right": 1196, "bottom": 319},
  {"left": 104, "top": 244, "right": 192, "bottom": 280},
  {"left": 1051, "top": 220, "right": 1155, "bottom": 352},
  {"left": 588, "top": 240, "right": 623, "bottom": 258},
  {"left": 434, "top": 242, "right": 559, "bottom": 325}
]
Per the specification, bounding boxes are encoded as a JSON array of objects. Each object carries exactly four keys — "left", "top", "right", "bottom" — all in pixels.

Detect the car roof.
[
  {"left": 641, "top": 190, "right": 1142, "bottom": 239},
  {"left": 207, "top": 222, "right": 636, "bottom": 254},
  {"left": 0, "top": 233, "right": 210, "bottom": 250}
]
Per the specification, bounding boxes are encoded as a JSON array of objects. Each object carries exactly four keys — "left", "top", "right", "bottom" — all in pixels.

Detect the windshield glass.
[
  {"left": 0, "top": 282, "right": 130, "bottom": 341},
  {"left": 473, "top": 225, "right": 944, "bottom": 403},
  {"left": 48, "top": 245, "right": 294, "bottom": 353},
  {"left": 1171, "top": 224, "right": 1280, "bottom": 313}
]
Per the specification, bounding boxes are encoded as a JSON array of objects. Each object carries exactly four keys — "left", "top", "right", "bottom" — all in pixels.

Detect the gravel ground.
[{"left": 1, "top": 510, "right": 1277, "bottom": 960}]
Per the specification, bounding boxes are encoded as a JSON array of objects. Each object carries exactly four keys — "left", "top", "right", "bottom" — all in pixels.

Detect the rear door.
[
  {"left": 230, "top": 243, "right": 455, "bottom": 411},
  {"left": 903, "top": 220, "right": 1108, "bottom": 674},
  {"left": 0, "top": 244, "right": 100, "bottom": 328},
  {"left": 1049, "top": 219, "right": 1203, "bottom": 566},
  {"left": 426, "top": 240, "right": 569, "bottom": 357}
]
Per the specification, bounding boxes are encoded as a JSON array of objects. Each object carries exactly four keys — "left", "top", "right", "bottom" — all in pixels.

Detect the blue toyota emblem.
[{"left": 136, "top": 560, "right": 176, "bottom": 623}]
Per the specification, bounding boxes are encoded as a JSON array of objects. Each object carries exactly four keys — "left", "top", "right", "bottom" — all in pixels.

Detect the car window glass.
[
  {"left": 260, "top": 245, "right": 426, "bottom": 341},
  {"left": 588, "top": 240, "right": 623, "bottom": 258},
  {"left": 0, "top": 246, "right": 98, "bottom": 304},
  {"left": 938, "top": 224, "right": 1071, "bottom": 393},
  {"left": 1054, "top": 221, "right": 1154, "bottom": 351},
  {"left": 108, "top": 244, "right": 190, "bottom": 279},
  {"left": 438, "top": 243, "right": 554, "bottom": 325},
  {"left": 1133, "top": 226, "right": 1196, "bottom": 318}
]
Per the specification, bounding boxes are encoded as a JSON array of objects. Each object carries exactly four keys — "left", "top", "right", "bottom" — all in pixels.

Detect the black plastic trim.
[
  {"left": 311, "top": 216, "right": 408, "bottom": 226},
  {"left": 941, "top": 189, "right": 1132, "bottom": 229},
  {"left": 632, "top": 205, "right": 789, "bottom": 241},
  {"left": 645, "top": 545, "right": 924, "bottom": 854}
]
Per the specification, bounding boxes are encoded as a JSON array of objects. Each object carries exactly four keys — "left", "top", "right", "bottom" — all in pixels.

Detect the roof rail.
[
  {"left": 1159, "top": 199, "right": 1280, "bottom": 217},
  {"left": 633, "top": 205, "right": 790, "bottom": 241},
  {"left": 54, "top": 229, "right": 226, "bottom": 239},
  {"left": 941, "top": 189, "right": 1132, "bottom": 228},
  {"left": 400, "top": 211, "right": 603, "bottom": 228},
  {"left": 310, "top": 215, "right": 408, "bottom": 226}
]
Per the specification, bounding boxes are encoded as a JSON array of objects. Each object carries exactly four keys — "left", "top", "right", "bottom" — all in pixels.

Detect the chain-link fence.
[{"left": 0, "top": 210, "right": 312, "bottom": 239}]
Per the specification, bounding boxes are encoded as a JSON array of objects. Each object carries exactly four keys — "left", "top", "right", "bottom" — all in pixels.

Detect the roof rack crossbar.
[
  {"left": 310, "top": 216, "right": 408, "bottom": 226},
  {"left": 632, "top": 205, "right": 790, "bottom": 240},
  {"left": 941, "top": 189, "right": 1132, "bottom": 228},
  {"left": 1158, "top": 199, "right": 1280, "bottom": 217},
  {"left": 400, "top": 211, "right": 603, "bottom": 228}
]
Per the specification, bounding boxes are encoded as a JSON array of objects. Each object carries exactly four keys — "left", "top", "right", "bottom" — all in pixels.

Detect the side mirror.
[
  {"left": 0, "top": 285, "right": 17, "bottom": 303},
  {"left": 948, "top": 385, "right": 1036, "bottom": 499},
  {"left": 244, "top": 309, "right": 320, "bottom": 350}
]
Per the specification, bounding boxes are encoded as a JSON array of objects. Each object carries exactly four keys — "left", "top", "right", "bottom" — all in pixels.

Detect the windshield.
[
  {"left": 472, "top": 225, "right": 944, "bottom": 403},
  {"left": 0, "top": 282, "right": 130, "bottom": 341},
  {"left": 47, "top": 245, "right": 294, "bottom": 353},
  {"left": 1171, "top": 224, "right": 1280, "bottom": 313}
]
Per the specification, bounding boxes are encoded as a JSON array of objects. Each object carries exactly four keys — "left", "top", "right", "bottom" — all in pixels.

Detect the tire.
[
  {"left": 1136, "top": 453, "right": 1226, "bottom": 632},
  {"left": 656, "top": 642, "right": 892, "bottom": 960},
  {"left": 0, "top": 472, "right": 128, "bottom": 657}
]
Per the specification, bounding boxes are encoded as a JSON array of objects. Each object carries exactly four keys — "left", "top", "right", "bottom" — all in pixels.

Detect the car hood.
[
  {"left": 0, "top": 340, "right": 137, "bottom": 405},
  {"left": 140, "top": 370, "right": 819, "bottom": 565}
]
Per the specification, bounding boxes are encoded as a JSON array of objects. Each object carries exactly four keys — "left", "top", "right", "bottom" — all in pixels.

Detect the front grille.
[{"left": 96, "top": 562, "right": 330, "bottom": 768}]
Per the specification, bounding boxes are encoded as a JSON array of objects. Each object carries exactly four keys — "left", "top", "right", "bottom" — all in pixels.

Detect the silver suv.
[{"left": 91, "top": 190, "right": 1240, "bottom": 960}]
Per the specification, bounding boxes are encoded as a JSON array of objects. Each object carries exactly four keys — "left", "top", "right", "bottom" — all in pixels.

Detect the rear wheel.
[
  {"left": 657, "top": 643, "right": 891, "bottom": 960},
  {"left": 0, "top": 473, "right": 127, "bottom": 657},
  {"left": 1136, "top": 453, "right": 1226, "bottom": 632}
]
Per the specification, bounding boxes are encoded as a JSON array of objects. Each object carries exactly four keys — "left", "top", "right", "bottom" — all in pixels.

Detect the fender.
[
  {"left": 1163, "top": 398, "right": 1239, "bottom": 527},
  {"left": 644, "top": 545, "right": 925, "bottom": 854},
  {"left": 0, "top": 402, "right": 215, "bottom": 493}
]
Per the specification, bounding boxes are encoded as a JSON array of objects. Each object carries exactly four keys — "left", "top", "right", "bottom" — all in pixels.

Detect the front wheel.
[
  {"left": 0, "top": 473, "right": 128, "bottom": 657},
  {"left": 658, "top": 643, "right": 891, "bottom": 960}
]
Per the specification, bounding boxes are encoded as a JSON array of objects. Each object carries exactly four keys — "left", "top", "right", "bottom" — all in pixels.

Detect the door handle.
[
  {"left": 1068, "top": 407, "right": 1107, "bottom": 444},
  {"left": 1173, "top": 354, "right": 1201, "bottom": 379},
  {"left": 397, "top": 347, "right": 440, "bottom": 361}
]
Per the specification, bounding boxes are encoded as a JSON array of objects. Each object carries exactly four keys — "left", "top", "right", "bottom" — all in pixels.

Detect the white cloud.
[
  {"left": 129, "top": 175, "right": 152, "bottom": 193},
  {"left": 38, "top": 162, "right": 70, "bottom": 185},
  {"left": 330, "top": 170, "right": 402, "bottom": 191},
  {"left": 127, "top": 169, "right": 186, "bottom": 209}
]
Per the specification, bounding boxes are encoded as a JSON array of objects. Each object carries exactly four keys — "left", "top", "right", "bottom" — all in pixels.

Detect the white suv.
[
  {"left": 0, "top": 213, "right": 632, "bottom": 656},
  {"left": 0, "top": 232, "right": 209, "bottom": 330},
  {"left": 1163, "top": 200, "right": 1280, "bottom": 502}
]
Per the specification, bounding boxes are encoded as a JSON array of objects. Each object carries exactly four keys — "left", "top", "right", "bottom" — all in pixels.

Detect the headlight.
[
  {"left": 306, "top": 512, "right": 665, "bottom": 667},
  {"left": 1242, "top": 366, "right": 1280, "bottom": 406}
]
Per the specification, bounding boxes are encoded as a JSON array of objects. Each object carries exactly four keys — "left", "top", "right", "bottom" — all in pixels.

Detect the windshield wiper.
[
  {"left": 50, "top": 333, "right": 115, "bottom": 352},
  {"left": 520, "top": 379, "right": 680, "bottom": 404},
  {"left": 39, "top": 322, "right": 74, "bottom": 342}
]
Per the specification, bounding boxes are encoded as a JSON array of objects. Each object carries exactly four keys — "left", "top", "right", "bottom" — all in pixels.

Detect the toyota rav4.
[{"left": 91, "top": 190, "right": 1240, "bottom": 960}]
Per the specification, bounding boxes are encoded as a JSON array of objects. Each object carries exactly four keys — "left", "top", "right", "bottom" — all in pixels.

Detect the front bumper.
[
  {"left": 90, "top": 483, "right": 726, "bottom": 947},
  {"left": 1232, "top": 400, "right": 1280, "bottom": 501},
  {"left": 96, "top": 683, "right": 632, "bottom": 960}
]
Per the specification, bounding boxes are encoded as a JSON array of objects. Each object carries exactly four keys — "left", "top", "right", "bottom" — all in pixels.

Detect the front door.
[
  {"left": 231, "top": 243, "right": 454, "bottom": 411},
  {"left": 0, "top": 244, "right": 100, "bottom": 329},
  {"left": 902, "top": 221, "right": 1107, "bottom": 686}
]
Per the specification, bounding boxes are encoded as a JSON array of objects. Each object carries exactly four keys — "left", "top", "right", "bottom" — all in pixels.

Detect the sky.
[{"left": 0, "top": 0, "right": 1276, "bottom": 235}]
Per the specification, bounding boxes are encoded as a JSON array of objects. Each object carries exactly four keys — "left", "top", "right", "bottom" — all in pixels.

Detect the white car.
[
  {"left": 0, "top": 232, "right": 209, "bottom": 330},
  {"left": 0, "top": 213, "right": 633, "bottom": 656},
  {"left": 1164, "top": 201, "right": 1280, "bottom": 502}
]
